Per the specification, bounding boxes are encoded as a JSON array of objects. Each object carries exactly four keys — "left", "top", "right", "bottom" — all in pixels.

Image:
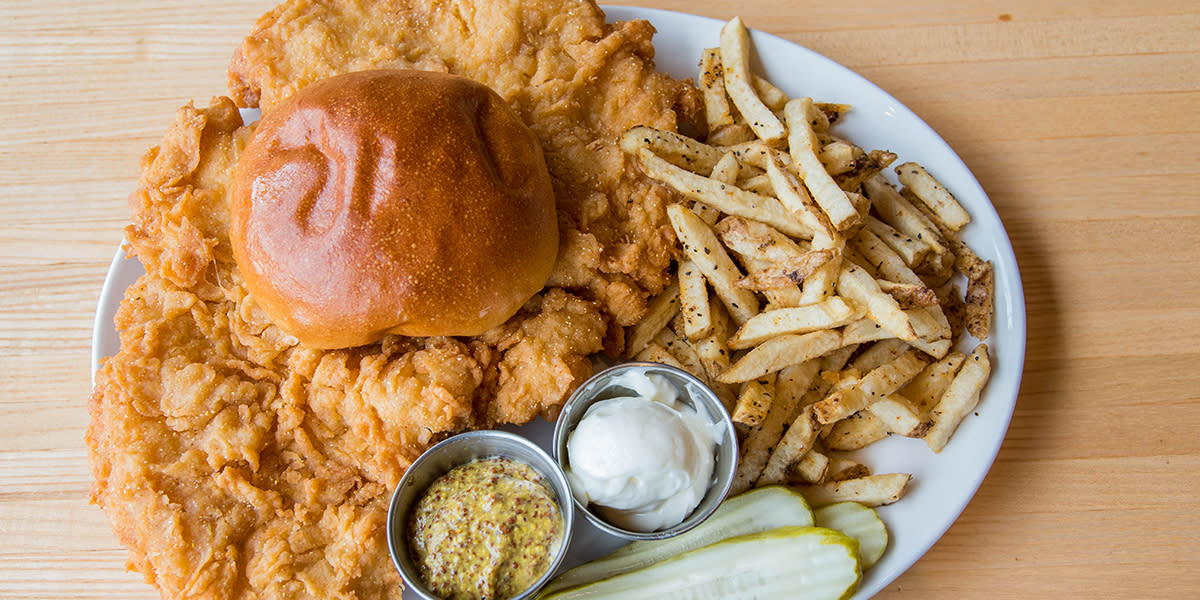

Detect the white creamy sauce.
[{"left": 565, "top": 372, "right": 720, "bottom": 532}]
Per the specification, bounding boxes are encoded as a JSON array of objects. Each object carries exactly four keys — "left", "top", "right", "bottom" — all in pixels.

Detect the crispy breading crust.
[
  {"left": 91, "top": 96, "right": 607, "bottom": 599},
  {"left": 89, "top": 2, "right": 701, "bottom": 597}
]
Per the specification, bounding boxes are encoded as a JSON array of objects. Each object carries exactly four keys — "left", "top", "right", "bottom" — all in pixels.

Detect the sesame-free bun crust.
[{"left": 231, "top": 69, "right": 558, "bottom": 348}]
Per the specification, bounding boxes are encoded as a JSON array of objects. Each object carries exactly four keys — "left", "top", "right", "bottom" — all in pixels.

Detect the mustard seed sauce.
[{"left": 408, "top": 457, "right": 562, "bottom": 600}]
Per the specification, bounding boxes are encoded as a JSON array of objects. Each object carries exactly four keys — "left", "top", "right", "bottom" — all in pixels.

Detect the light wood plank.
[{"left": 1, "top": 1, "right": 1198, "bottom": 599}]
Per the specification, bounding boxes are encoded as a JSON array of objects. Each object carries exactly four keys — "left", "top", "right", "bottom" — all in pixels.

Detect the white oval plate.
[{"left": 93, "top": 6, "right": 1026, "bottom": 599}]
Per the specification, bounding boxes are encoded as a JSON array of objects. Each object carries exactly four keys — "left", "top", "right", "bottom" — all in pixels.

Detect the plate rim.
[{"left": 91, "top": 5, "right": 1027, "bottom": 598}]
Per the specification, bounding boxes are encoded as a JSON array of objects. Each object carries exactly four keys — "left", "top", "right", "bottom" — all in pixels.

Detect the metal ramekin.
[
  {"left": 386, "top": 430, "right": 575, "bottom": 600},
  {"left": 552, "top": 361, "right": 739, "bottom": 541}
]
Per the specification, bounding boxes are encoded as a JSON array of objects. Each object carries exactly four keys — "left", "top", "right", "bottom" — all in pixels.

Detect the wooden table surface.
[{"left": 2, "top": 0, "right": 1197, "bottom": 597}]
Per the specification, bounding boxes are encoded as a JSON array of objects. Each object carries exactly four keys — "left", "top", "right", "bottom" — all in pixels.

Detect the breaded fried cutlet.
[{"left": 87, "top": 0, "right": 701, "bottom": 598}]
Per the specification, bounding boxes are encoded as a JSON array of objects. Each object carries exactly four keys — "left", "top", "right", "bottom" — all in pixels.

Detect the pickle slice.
[
  {"left": 540, "top": 526, "right": 861, "bottom": 600},
  {"left": 542, "top": 486, "right": 813, "bottom": 594}
]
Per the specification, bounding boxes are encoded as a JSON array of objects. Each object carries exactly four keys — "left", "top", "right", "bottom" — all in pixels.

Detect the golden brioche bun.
[{"left": 230, "top": 69, "right": 558, "bottom": 349}]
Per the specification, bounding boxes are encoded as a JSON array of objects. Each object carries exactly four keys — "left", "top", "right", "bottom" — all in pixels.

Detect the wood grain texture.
[{"left": 1, "top": 0, "right": 1197, "bottom": 598}]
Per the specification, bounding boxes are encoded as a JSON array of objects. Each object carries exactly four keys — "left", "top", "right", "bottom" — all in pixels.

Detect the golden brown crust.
[
  {"left": 231, "top": 69, "right": 558, "bottom": 347},
  {"left": 90, "top": 1, "right": 701, "bottom": 597},
  {"left": 90, "top": 97, "right": 603, "bottom": 599}
]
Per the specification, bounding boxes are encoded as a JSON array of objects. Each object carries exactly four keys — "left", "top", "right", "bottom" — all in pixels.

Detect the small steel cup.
[
  {"left": 386, "top": 430, "right": 575, "bottom": 600},
  {"left": 552, "top": 361, "right": 739, "bottom": 541}
]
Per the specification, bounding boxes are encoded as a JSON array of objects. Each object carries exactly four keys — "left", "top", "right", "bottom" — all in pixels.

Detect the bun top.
[{"left": 230, "top": 69, "right": 559, "bottom": 349}]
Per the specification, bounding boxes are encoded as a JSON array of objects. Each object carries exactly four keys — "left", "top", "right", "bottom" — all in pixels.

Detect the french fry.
[
  {"left": 696, "top": 345, "right": 739, "bottom": 410},
  {"left": 823, "top": 410, "right": 890, "bottom": 450},
  {"left": 902, "top": 333, "right": 952, "bottom": 361},
  {"left": 864, "top": 174, "right": 947, "bottom": 256},
  {"left": 900, "top": 351, "right": 967, "bottom": 416},
  {"left": 818, "top": 141, "right": 860, "bottom": 176},
  {"left": 866, "top": 394, "right": 930, "bottom": 438},
  {"left": 656, "top": 328, "right": 710, "bottom": 386},
  {"left": 662, "top": 317, "right": 685, "bottom": 344},
  {"left": 852, "top": 227, "right": 950, "bottom": 352},
  {"left": 965, "top": 260, "right": 994, "bottom": 340},
  {"left": 643, "top": 149, "right": 810, "bottom": 238},
  {"left": 736, "top": 254, "right": 807, "bottom": 308},
  {"left": 620, "top": 125, "right": 724, "bottom": 174},
  {"left": 734, "top": 249, "right": 839, "bottom": 293},
  {"left": 759, "top": 347, "right": 857, "bottom": 484},
  {"left": 787, "top": 449, "right": 830, "bottom": 485},
  {"left": 668, "top": 204, "right": 760, "bottom": 324},
  {"left": 818, "top": 344, "right": 859, "bottom": 380},
  {"left": 933, "top": 283, "right": 965, "bottom": 341},
  {"left": 624, "top": 281, "right": 680, "bottom": 357},
  {"left": 718, "top": 329, "right": 842, "bottom": 383},
  {"left": 878, "top": 281, "right": 940, "bottom": 309},
  {"left": 731, "top": 361, "right": 818, "bottom": 493},
  {"left": 925, "top": 344, "right": 991, "bottom": 452},
  {"left": 716, "top": 215, "right": 812, "bottom": 264},
  {"left": 696, "top": 156, "right": 739, "bottom": 225},
  {"left": 764, "top": 151, "right": 837, "bottom": 241},
  {"left": 908, "top": 305, "right": 952, "bottom": 342},
  {"left": 838, "top": 321, "right": 886, "bottom": 348},
  {"left": 896, "top": 162, "right": 971, "bottom": 231},
  {"left": 798, "top": 473, "right": 912, "bottom": 507},
  {"left": 901, "top": 187, "right": 977, "bottom": 281},
  {"left": 708, "top": 123, "right": 758, "bottom": 146},
  {"left": 835, "top": 149, "right": 897, "bottom": 193},
  {"left": 698, "top": 47, "right": 735, "bottom": 130},
  {"left": 826, "top": 457, "right": 871, "bottom": 482},
  {"left": 750, "top": 73, "right": 789, "bottom": 112},
  {"left": 819, "top": 360, "right": 862, "bottom": 391},
  {"left": 791, "top": 344, "right": 857, "bottom": 413},
  {"left": 709, "top": 151, "right": 741, "bottom": 183},
  {"left": 851, "top": 228, "right": 926, "bottom": 287},
  {"left": 677, "top": 259, "right": 713, "bottom": 340},
  {"left": 899, "top": 189, "right": 994, "bottom": 342},
  {"left": 738, "top": 173, "right": 775, "bottom": 195},
  {"left": 776, "top": 359, "right": 823, "bottom": 423},
  {"left": 814, "top": 102, "right": 848, "bottom": 130},
  {"left": 690, "top": 201, "right": 723, "bottom": 226},
  {"left": 867, "top": 285, "right": 948, "bottom": 356},
  {"left": 732, "top": 373, "right": 776, "bottom": 430},
  {"left": 847, "top": 190, "right": 871, "bottom": 220},
  {"left": 719, "top": 17, "right": 786, "bottom": 144},
  {"left": 798, "top": 233, "right": 845, "bottom": 306},
  {"left": 850, "top": 338, "right": 911, "bottom": 372},
  {"left": 694, "top": 334, "right": 734, "bottom": 391},
  {"left": 728, "top": 299, "right": 859, "bottom": 349},
  {"left": 634, "top": 342, "right": 685, "bottom": 370},
  {"left": 711, "top": 212, "right": 811, "bottom": 309},
  {"left": 917, "top": 243, "right": 957, "bottom": 288},
  {"left": 837, "top": 263, "right": 918, "bottom": 342},
  {"left": 840, "top": 318, "right": 895, "bottom": 346},
  {"left": 693, "top": 294, "right": 734, "bottom": 378},
  {"left": 864, "top": 215, "right": 929, "bottom": 267},
  {"left": 812, "top": 349, "right": 929, "bottom": 424},
  {"left": 726, "top": 140, "right": 786, "bottom": 170},
  {"left": 784, "top": 98, "right": 861, "bottom": 231},
  {"left": 758, "top": 404, "right": 821, "bottom": 486},
  {"left": 843, "top": 242, "right": 874, "bottom": 274}
]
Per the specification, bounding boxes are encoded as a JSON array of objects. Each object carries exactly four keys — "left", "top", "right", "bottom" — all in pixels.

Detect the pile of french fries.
[{"left": 622, "top": 17, "right": 996, "bottom": 507}]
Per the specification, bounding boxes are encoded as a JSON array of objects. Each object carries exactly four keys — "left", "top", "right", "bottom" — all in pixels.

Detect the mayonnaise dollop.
[{"left": 565, "top": 372, "right": 720, "bottom": 532}]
